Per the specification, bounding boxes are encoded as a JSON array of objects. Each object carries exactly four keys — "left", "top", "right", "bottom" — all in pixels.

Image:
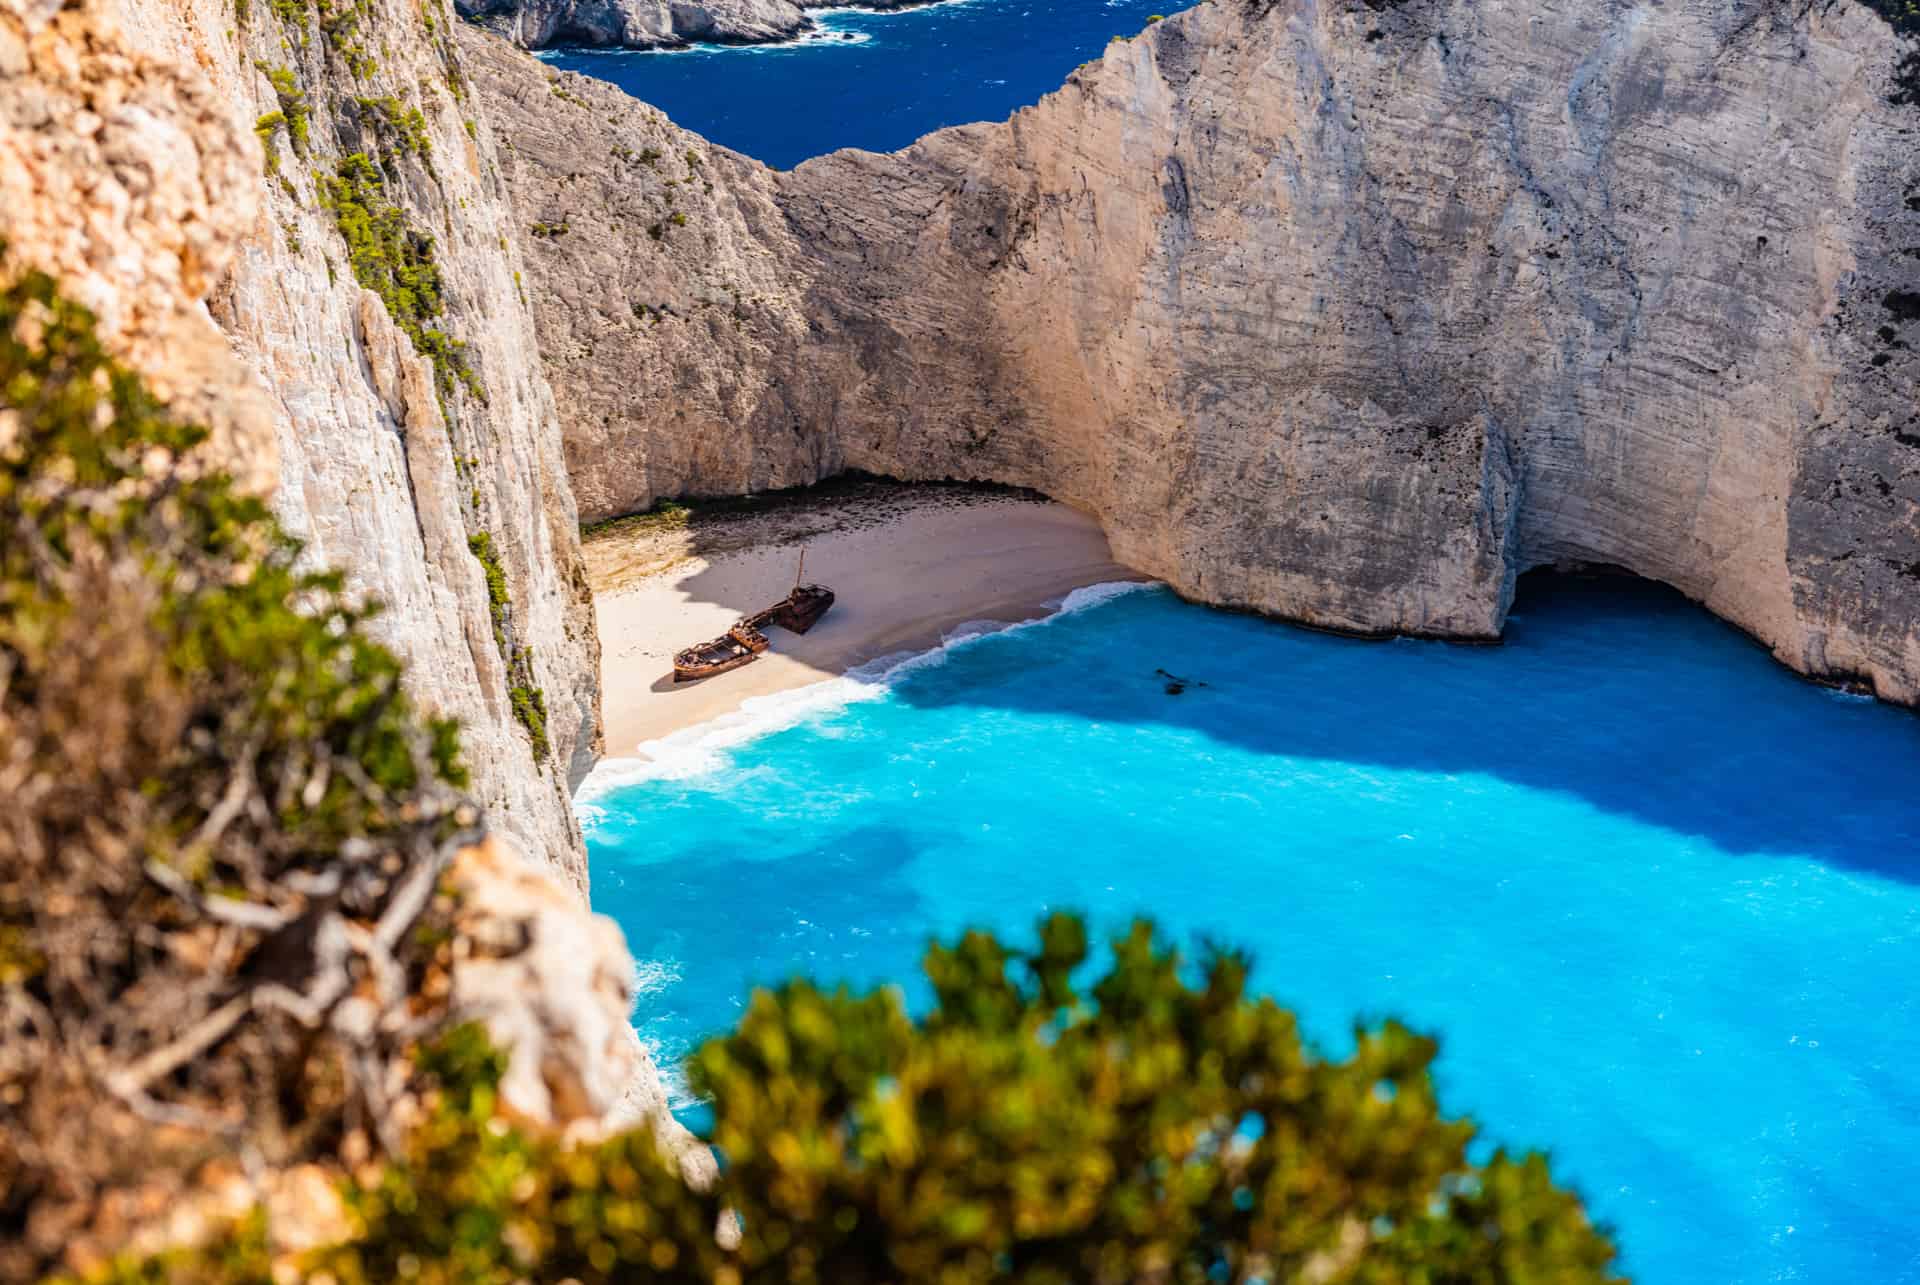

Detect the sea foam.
[{"left": 576, "top": 580, "right": 1155, "bottom": 814}]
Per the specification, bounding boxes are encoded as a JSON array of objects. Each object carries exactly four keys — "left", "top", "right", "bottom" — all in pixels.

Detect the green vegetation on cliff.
[
  {"left": 318, "top": 153, "right": 483, "bottom": 405},
  {"left": 204, "top": 917, "right": 1619, "bottom": 1284}
]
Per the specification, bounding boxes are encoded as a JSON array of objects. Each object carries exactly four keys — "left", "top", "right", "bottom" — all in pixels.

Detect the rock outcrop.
[
  {"left": 457, "top": 0, "right": 810, "bottom": 51},
  {"left": 454, "top": 0, "right": 945, "bottom": 52},
  {"left": 474, "top": 0, "right": 1920, "bottom": 703}
]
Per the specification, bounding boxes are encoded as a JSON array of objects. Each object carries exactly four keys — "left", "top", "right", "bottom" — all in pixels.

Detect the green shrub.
[
  {"left": 261, "top": 65, "right": 309, "bottom": 153},
  {"left": 466, "top": 530, "right": 510, "bottom": 646},
  {"left": 354, "top": 94, "right": 433, "bottom": 161},
  {"left": 508, "top": 681, "right": 549, "bottom": 759},
  {"left": 318, "top": 153, "right": 482, "bottom": 404},
  {"left": 313, "top": 917, "right": 1619, "bottom": 1282},
  {"left": 253, "top": 110, "right": 286, "bottom": 174},
  {"left": 0, "top": 262, "right": 469, "bottom": 1279}
]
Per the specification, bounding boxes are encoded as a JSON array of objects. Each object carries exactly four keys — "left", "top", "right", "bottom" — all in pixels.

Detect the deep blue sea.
[
  {"left": 545, "top": 0, "right": 1172, "bottom": 170},
  {"left": 582, "top": 578, "right": 1920, "bottom": 1284}
]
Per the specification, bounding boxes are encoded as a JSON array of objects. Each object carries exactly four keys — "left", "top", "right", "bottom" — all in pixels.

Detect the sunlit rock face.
[
  {"left": 478, "top": 0, "right": 1920, "bottom": 700},
  {"left": 88, "top": 0, "right": 606, "bottom": 883},
  {"left": 455, "top": 0, "right": 811, "bottom": 52},
  {"left": 0, "top": 0, "right": 696, "bottom": 1206}
]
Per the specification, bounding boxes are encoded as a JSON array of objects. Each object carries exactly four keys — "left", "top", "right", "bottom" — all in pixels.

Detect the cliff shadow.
[{"left": 878, "top": 571, "right": 1920, "bottom": 884}]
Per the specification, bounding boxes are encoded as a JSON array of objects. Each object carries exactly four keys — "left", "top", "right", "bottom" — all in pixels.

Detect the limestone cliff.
[
  {"left": 0, "top": 0, "right": 690, "bottom": 1253},
  {"left": 85, "top": 0, "right": 603, "bottom": 884},
  {"left": 474, "top": 0, "right": 1920, "bottom": 703},
  {"left": 457, "top": 0, "right": 806, "bottom": 51},
  {"left": 455, "top": 0, "right": 940, "bottom": 52}
]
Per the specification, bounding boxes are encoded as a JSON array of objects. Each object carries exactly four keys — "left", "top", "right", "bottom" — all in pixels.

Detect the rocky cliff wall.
[
  {"left": 454, "top": 0, "right": 937, "bottom": 52},
  {"left": 1, "top": 0, "right": 689, "bottom": 1207},
  {"left": 97, "top": 0, "right": 602, "bottom": 885},
  {"left": 477, "top": 0, "right": 1920, "bottom": 703}
]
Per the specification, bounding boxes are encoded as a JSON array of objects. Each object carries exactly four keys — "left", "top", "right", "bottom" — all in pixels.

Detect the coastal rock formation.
[
  {"left": 457, "top": 0, "right": 808, "bottom": 51},
  {"left": 455, "top": 0, "right": 942, "bottom": 51},
  {"left": 474, "top": 0, "right": 1920, "bottom": 703},
  {"left": 102, "top": 0, "right": 603, "bottom": 883},
  {"left": 0, "top": 0, "right": 701, "bottom": 1255}
]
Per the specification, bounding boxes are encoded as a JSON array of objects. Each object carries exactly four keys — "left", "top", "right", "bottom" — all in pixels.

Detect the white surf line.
[{"left": 575, "top": 579, "right": 1158, "bottom": 809}]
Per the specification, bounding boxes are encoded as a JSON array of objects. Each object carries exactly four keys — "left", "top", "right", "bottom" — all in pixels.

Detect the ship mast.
[{"left": 795, "top": 546, "right": 805, "bottom": 590}]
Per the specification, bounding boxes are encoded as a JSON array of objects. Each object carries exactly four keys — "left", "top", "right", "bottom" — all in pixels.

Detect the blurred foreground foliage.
[
  {"left": 0, "top": 262, "right": 472, "bottom": 1276},
  {"left": 130, "top": 917, "right": 1622, "bottom": 1285}
]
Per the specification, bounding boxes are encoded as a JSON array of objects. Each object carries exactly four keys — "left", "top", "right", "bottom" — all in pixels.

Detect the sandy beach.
[{"left": 586, "top": 483, "right": 1143, "bottom": 756}]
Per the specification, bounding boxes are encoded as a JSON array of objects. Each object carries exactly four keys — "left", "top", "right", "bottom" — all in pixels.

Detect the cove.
[
  {"left": 544, "top": 0, "right": 1176, "bottom": 170},
  {"left": 581, "top": 576, "right": 1920, "bottom": 1284}
]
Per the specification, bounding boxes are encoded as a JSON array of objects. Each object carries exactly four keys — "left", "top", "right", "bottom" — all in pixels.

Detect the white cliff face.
[
  {"left": 478, "top": 0, "right": 1920, "bottom": 703},
  {"left": 453, "top": 0, "right": 950, "bottom": 51},
  {"left": 111, "top": 0, "right": 603, "bottom": 885},
  {"left": 457, "top": 0, "right": 810, "bottom": 51},
  {"left": 2, "top": 0, "right": 689, "bottom": 1174}
]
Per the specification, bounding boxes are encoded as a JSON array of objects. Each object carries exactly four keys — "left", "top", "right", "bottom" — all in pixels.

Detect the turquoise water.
[
  {"left": 582, "top": 577, "right": 1920, "bottom": 1283},
  {"left": 555, "top": 5, "right": 1920, "bottom": 1273},
  {"left": 545, "top": 0, "right": 1173, "bottom": 170}
]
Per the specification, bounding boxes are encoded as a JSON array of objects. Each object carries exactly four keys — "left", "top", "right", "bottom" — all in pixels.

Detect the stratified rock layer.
[
  {"left": 455, "top": 0, "right": 946, "bottom": 51},
  {"left": 107, "top": 0, "right": 603, "bottom": 883},
  {"left": 457, "top": 0, "right": 808, "bottom": 51},
  {"left": 473, "top": 0, "right": 1920, "bottom": 702}
]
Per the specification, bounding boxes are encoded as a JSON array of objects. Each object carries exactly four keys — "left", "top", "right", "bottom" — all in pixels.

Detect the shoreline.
[
  {"left": 529, "top": 0, "right": 962, "bottom": 59},
  {"left": 585, "top": 485, "right": 1143, "bottom": 757}
]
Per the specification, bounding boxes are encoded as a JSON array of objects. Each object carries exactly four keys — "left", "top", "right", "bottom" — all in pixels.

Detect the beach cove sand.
[{"left": 585, "top": 482, "right": 1144, "bottom": 756}]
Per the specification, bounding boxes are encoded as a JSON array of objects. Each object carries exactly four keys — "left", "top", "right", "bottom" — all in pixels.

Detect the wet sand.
[{"left": 587, "top": 486, "right": 1142, "bottom": 756}]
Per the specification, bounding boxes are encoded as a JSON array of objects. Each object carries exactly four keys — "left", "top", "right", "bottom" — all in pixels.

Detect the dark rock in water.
[{"left": 1156, "top": 667, "right": 1205, "bottom": 696}]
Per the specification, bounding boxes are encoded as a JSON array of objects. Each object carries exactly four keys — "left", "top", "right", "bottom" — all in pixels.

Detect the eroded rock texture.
[
  {"left": 457, "top": 0, "right": 810, "bottom": 51},
  {"left": 455, "top": 0, "right": 947, "bottom": 51},
  {"left": 476, "top": 0, "right": 1920, "bottom": 701},
  {"left": 104, "top": 0, "right": 603, "bottom": 882}
]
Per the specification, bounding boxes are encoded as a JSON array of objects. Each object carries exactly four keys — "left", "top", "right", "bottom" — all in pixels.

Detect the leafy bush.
[
  {"left": 318, "top": 153, "right": 482, "bottom": 404},
  {"left": 261, "top": 65, "right": 309, "bottom": 152},
  {"left": 0, "top": 263, "right": 472, "bottom": 1279},
  {"left": 353, "top": 94, "right": 432, "bottom": 161},
  {"left": 467, "top": 529, "right": 510, "bottom": 646},
  {"left": 308, "top": 916, "right": 1624, "bottom": 1283}
]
